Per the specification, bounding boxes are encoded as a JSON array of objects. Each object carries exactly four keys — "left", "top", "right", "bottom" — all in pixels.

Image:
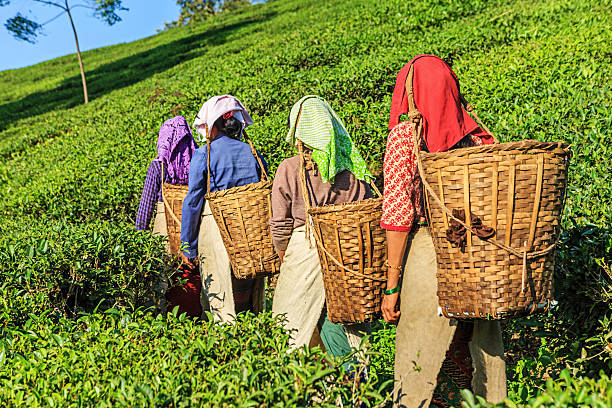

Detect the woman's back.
[
  {"left": 270, "top": 154, "right": 371, "bottom": 253},
  {"left": 203, "top": 134, "right": 264, "bottom": 192}
]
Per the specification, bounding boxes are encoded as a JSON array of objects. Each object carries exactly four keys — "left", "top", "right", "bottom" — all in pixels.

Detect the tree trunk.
[{"left": 65, "top": 1, "right": 88, "bottom": 104}]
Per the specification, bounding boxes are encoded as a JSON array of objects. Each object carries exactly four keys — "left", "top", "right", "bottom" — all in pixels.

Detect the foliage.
[
  {"left": 0, "top": 310, "right": 389, "bottom": 407},
  {"left": 461, "top": 370, "right": 612, "bottom": 407},
  {"left": 1, "top": 0, "right": 128, "bottom": 43},
  {"left": 167, "top": 0, "right": 217, "bottom": 29},
  {"left": 501, "top": 224, "right": 612, "bottom": 404},
  {"left": 0, "top": 219, "right": 173, "bottom": 328},
  {"left": 4, "top": 14, "right": 42, "bottom": 43},
  {"left": 92, "top": 0, "right": 129, "bottom": 25},
  {"left": 0, "top": 0, "right": 610, "bottom": 406},
  {"left": 166, "top": 0, "right": 252, "bottom": 29},
  {"left": 221, "top": 0, "right": 251, "bottom": 12}
]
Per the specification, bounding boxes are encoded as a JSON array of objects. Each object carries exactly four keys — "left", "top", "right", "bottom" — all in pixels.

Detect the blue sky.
[{"left": 0, "top": 1, "right": 181, "bottom": 71}]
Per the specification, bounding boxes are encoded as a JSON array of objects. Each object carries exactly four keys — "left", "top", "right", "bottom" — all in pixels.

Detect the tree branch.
[
  {"left": 40, "top": 9, "right": 67, "bottom": 26},
  {"left": 71, "top": 4, "right": 95, "bottom": 10},
  {"left": 32, "top": 0, "right": 67, "bottom": 11}
]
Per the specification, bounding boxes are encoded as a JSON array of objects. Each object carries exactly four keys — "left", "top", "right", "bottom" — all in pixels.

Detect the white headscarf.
[{"left": 192, "top": 95, "right": 254, "bottom": 143}]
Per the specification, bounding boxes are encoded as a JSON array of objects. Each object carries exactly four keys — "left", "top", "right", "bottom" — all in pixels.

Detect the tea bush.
[
  {"left": 0, "top": 310, "right": 389, "bottom": 407},
  {"left": 0, "top": 0, "right": 610, "bottom": 405},
  {"left": 0, "top": 219, "right": 173, "bottom": 328},
  {"left": 461, "top": 370, "right": 612, "bottom": 407}
]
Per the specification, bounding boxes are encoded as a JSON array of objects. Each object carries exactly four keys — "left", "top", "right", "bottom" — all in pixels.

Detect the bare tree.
[{"left": 2, "top": 0, "right": 128, "bottom": 104}]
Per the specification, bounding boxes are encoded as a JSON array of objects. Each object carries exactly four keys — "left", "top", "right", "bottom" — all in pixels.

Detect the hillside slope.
[
  {"left": 1, "top": 0, "right": 610, "bottom": 228},
  {"left": 0, "top": 0, "right": 610, "bottom": 406}
]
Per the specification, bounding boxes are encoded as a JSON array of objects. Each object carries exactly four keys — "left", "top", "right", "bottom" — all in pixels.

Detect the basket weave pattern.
[
  {"left": 206, "top": 180, "right": 280, "bottom": 279},
  {"left": 420, "top": 141, "right": 570, "bottom": 318},
  {"left": 309, "top": 198, "right": 386, "bottom": 324},
  {"left": 162, "top": 183, "right": 188, "bottom": 256}
]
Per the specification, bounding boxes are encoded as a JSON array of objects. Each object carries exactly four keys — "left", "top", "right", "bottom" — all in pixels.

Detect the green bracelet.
[{"left": 383, "top": 285, "right": 400, "bottom": 295}]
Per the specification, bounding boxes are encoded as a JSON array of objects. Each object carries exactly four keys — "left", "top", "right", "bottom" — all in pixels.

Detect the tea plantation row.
[{"left": 0, "top": 0, "right": 610, "bottom": 406}]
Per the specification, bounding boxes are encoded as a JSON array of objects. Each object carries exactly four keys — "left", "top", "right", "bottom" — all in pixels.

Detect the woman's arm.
[
  {"left": 380, "top": 122, "right": 419, "bottom": 324},
  {"left": 135, "top": 161, "right": 161, "bottom": 231},
  {"left": 180, "top": 149, "right": 207, "bottom": 260},
  {"left": 382, "top": 230, "right": 409, "bottom": 324}
]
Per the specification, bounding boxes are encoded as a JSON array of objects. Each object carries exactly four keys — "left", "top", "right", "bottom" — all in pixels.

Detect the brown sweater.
[{"left": 270, "top": 155, "right": 372, "bottom": 252}]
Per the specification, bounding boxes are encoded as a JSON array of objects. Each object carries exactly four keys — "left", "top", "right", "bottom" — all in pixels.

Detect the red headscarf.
[{"left": 388, "top": 54, "right": 494, "bottom": 152}]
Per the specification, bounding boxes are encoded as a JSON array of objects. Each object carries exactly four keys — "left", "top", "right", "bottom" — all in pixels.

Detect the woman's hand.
[
  {"left": 382, "top": 292, "right": 401, "bottom": 325},
  {"left": 278, "top": 250, "right": 286, "bottom": 263},
  {"left": 180, "top": 252, "right": 196, "bottom": 269}
]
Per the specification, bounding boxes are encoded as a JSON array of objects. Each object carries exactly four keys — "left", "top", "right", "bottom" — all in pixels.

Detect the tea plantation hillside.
[{"left": 1, "top": 0, "right": 611, "bottom": 406}]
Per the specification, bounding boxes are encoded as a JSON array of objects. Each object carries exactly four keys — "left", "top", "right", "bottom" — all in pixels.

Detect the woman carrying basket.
[
  {"left": 271, "top": 95, "right": 372, "bottom": 369},
  {"left": 380, "top": 55, "right": 507, "bottom": 406},
  {"left": 135, "top": 115, "right": 202, "bottom": 317},
  {"left": 180, "top": 95, "right": 267, "bottom": 322}
]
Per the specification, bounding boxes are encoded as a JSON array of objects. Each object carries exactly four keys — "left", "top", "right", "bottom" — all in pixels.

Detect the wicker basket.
[
  {"left": 206, "top": 180, "right": 280, "bottom": 279},
  {"left": 404, "top": 63, "right": 571, "bottom": 319},
  {"left": 296, "top": 142, "right": 386, "bottom": 324},
  {"left": 308, "top": 198, "right": 386, "bottom": 324},
  {"left": 419, "top": 140, "right": 570, "bottom": 319},
  {"left": 161, "top": 168, "right": 189, "bottom": 256},
  {"left": 204, "top": 130, "right": 280, "bottom": 279}
]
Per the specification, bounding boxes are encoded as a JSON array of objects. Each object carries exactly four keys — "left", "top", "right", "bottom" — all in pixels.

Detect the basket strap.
[
  {"left": 206, "top": 124, "right": 211, "bottom": 195},
  {"left": 160, "top": 162, "right": 182, "bottom": 226},
  {"left": 297, "top": 140, "right": 313, "bottom": 246},
  {"left": 459, "top": 95, "right": 499, "bottom": 143},
  {"left": 205, "top": 124, "right": 269, "bottom": 196},
  {"left": 406, "top": 64, "right": 560, "bottom": 262},
  {"left": 243, "top": 129, "right": 269, "bottom": 182}
]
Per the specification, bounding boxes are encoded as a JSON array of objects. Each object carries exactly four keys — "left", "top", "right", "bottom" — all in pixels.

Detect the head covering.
[
  {"left": 287, "top": 95, "right": 372, "bottom": 184},
  {"left": 153, "top": 115, "right": 198, "bottom": 185},
  {"left": 192, "top": 95, "right": 253, "bottom": 143},
  {"left": 388, "top": 54, "right": 494, "bottom": 152}
]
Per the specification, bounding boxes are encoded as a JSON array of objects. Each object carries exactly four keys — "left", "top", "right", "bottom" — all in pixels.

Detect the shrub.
[
  {"left": 0, "top": 220, "right": 173, "bottom": 328},
  {"left": 461, "top": 370, "right": 612, "bottom": 408},
  {"left": 0, "top": 310, "right": 390, "bottom": 407}
]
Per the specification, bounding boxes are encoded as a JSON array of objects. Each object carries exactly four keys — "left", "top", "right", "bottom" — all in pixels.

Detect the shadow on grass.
[{"left": 0, "top": 12, "right": 275, "bottom": 131}]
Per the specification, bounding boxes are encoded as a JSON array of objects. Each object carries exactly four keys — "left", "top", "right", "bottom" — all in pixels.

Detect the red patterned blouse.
[{"left": 381, "top": 121, "right": 485, "bottom": 232}]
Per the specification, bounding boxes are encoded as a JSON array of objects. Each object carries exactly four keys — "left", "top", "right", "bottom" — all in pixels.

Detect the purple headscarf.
[{"left": 153, "top": 116, "right": 198, "bottom": 185}]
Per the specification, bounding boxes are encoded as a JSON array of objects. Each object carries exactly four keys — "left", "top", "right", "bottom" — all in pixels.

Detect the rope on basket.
[
  {"left": 160, "top": 162, "right": 181, "bottom": 226},
  {"left": 405, "top": 63, "right": 559, "bottom": 293}
]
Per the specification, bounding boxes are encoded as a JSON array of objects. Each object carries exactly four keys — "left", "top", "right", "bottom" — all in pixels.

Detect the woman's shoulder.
[
  {"left": 191, "top": 146, "right": 206, "bottom": 158},
  {"left": 390, "top": 121, "right": 416, "bottom": 136},
  {"left": 148, "top": 159, "right": 161, "bottom": 172},
  {"left": 273, "top": 155, "right": 299, "bottom": 176},
  {"left": 279, "top": 155, "right": 300, "bottom": 169}
]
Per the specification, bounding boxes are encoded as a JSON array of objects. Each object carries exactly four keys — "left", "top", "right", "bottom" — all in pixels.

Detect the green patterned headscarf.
[{"left": 286, "top": 95, "right": 372, "bottom": 184}]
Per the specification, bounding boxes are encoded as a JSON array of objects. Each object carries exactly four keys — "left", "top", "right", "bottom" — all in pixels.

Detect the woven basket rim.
[
  {"left": 205, "top": 180, "right": 272, "bottom": 199},
  {"left": 421, "top": 140, "right": 570, "bottom": 161},
  {"left": 308, "top": 197, "right": 382, "bottom": 215},
  {"left": 163, "top": 183, "right": 188, "bottom": 189}
]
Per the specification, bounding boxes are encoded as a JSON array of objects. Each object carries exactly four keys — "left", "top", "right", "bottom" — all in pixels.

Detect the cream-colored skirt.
[
  {"left": 272, "top": 226, "right": 369, "bottom": 351},
  {"left": 197, "top": 201, "right": 265, "bottom": 322},
  {"left": 393, "top": 227, "right": 507, "bottom": 407}
]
